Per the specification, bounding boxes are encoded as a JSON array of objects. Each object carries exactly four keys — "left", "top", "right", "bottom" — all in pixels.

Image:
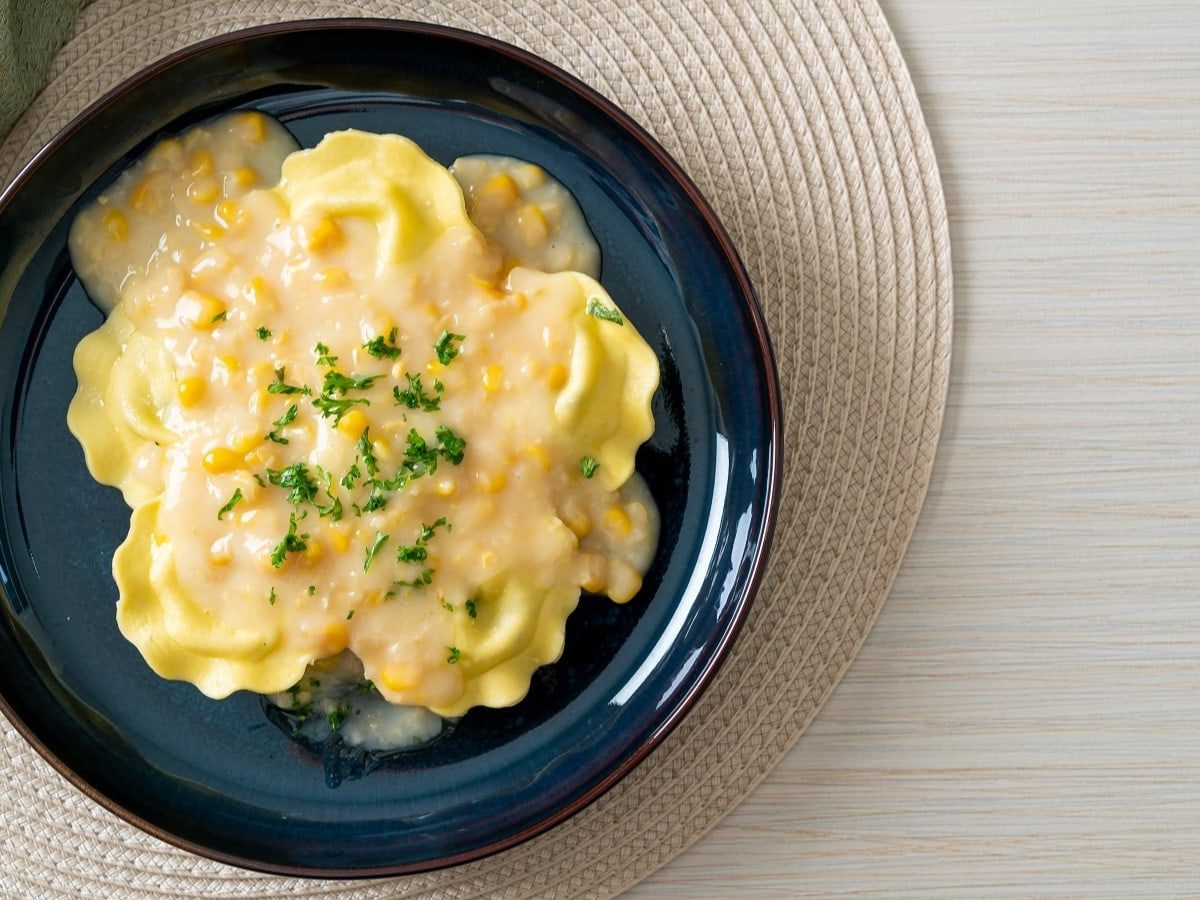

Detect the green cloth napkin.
[{"left": 1, "top": 0, "right": 85, "bottom": 136}]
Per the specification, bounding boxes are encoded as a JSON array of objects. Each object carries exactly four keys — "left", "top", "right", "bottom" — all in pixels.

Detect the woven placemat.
[{"left": 0, "top": 0, "right": 951, "bottom": 896}]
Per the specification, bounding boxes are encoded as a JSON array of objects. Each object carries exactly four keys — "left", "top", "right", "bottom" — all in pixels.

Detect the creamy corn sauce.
[
  {"left": 450, "top": 155, "right": 601, "bottom": 279},
  {"left": 67, "top": 115, "right": 660, "bottom": 733}
]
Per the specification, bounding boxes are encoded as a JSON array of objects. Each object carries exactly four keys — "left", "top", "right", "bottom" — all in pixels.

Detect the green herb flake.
[
  {"left": 393, "top": 568, "right": 434, "bottom": 590},
  {"left": 433, "top": 330, "right": 465, "bottom": 365},
  {"left": 267, "top": 367, "right": 311, "bottom": 396},
  {"left": 446, "top": 646, "right": 461, "bottom": 664},
  {"left": 441, "top": 600, "right": 454, "bottom": 612},
  {"left": 210, "top": 310, "right": 229, "bottom": 324},
  {"left": 586, "top": 297, "right": 624, "bottom": 325},
  {"left": 392, "top": 372, "right": 443, "bottom": 411},
  {"left": 346, "top": 610, "right": 354, "bottom": 620},
  {"left": 216, "top": 487, "right": 244, "bottom": 520},
  {"left": 357, "top": 679, "right": 374, "bottom": 694},
  {"left": 270, "top": 513, "right": 309, "bottom": 568},
  {"left": 363, "top": 327, "right": 401, "bottom": 360},
  {"left": 256, "top": 326, "right": 271, "bottom": 341},
  {"left": 307, "top": 585, "right": 317, "bottom": 596},
  {"left": 313, "top": 342, "right": 339, "bottom": 367},
  {"left": 465, "top": 598, "right": 478, "bottom": 619},
  {"left": 579, "top": 456, "right": 599, "bottom": 479},
  {"left": 364, "top": 531, "right": 390, "bottom": 571},
  {"left": 327, "top": 704, "right": 349, "bottom": 732},
  {"left": 435, "top": 425, "right": 467, "bottom": 465},
  {"left": 266, "top": 462, "right": 319, "bottom": 506},
  {"left": 268, "top": 586, "right": 277, "bottom": 606},
  {"left": 266, "top": 403, "right": 299, "bottom": 444}
]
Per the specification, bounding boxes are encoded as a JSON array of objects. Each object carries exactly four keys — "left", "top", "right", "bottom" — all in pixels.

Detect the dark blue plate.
[{"left": 0, "top": 20, "right": 780, "bottom": 876}]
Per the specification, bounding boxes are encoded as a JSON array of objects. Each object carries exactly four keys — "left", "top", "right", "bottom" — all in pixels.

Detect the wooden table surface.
[{"left": 631, "top": 1, "right": 1200, "bottom": 895}]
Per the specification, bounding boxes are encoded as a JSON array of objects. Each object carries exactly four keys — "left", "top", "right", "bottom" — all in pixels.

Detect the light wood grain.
[{"left": 631, "top": 1, "right": 1200, "bottom": 895}]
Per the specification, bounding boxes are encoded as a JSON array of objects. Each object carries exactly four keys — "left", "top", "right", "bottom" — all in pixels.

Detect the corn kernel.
[
  {"left": 381, "top": 664, "right": 415, "bottom": 692},
  {"left": 303, "top": 216, "right": 340, "bottom": 253},
  {"left": 479, "top": 172, "right": 520, "bottom": 208},
  {"left": 129, "top": 176, "right": 163, "bottom": 213},
  {"left": 330, "top": 529, "right": 351, "bottom": 553},
  {"left": 516, "top": 203, "right": 549, "bottom": 247},
  {"left": 202, "top": 447, "right": 245, "bottom": 474},
  {"left": 188, "top": 148, "right": 214, "bottom": 177},
  {"left": 482, "top": 365, "right": 503, "bottom": 393},
  {"left": 434, "top": 479, "right": 458, "bottom": 497},
  {"left": 603, "top": 506, "right": 633, "bottom": 537},
  {"left": 337, "top": 409, "right": 369, "bottom": 440},
  {"left": 468, "top": 273, "right": 495, "bottom": 290},
  {"left": 476, "top": 471, "right": 507, "bottom": 493},
  {"left": 303, "top": 538, "right": 324, "bottom": 565},
  {"left": 248, "top": 387, "right": 270, "bottom": 415},
  {"left": 187, "top": 179, "right": 220, "bottom": 204},
  {"left": 239, "top": 112, "right": 266, "bottom": 143},
  {"left": 209, "top": 547, "right": 231, "bottom": 566},
  {"left": 580, "top": 554, "right": 607, "bottom": 593},
  {"left": 322, "top": 621, "right": 348, "bottom": 652},
  {"left": 562, "top": 508, "right": 593, "bottom": 538},
  {"left": 607, "top": 560, "right": 643, "bottom": 604},
  {"left": 148, "top": 138, "right": 181, "bottom": 166},
  {"left": 191, "top": 219, "right": 226, "bottom": 239},
  {"left": 232, "top": 166, "right": 257, "bottom": 188},
  {"left": 217, "top": 354, "right": 240, "bottom": 374},
  {"left": 178, "top": 290, "right": 227, "bottom": 329},
  {"left": 518, "top": 163, "right": 546, "bottom": 188},
  {"left": 215, "top": 199, "right": 246, "bottom": 228},
  {"left": 524, "top": 443, "right": 551, "bottom": 471},
  {"left": 245, "top": 275, "right": 274, "bottom": 309},
  {"left": 231, "top": 432, "right": 261, "bottom": 455},
  {"left": 176, "top": 375, "right": 206, "bottom": 407},
  {"left": 545, "top": 363, "right": 568, "bottom": 390},
  {"left": 315, "top": 267, "right": 349, "bottom": 288},
  {"left": 102, "top": 209, "right": 128, "bottom": 241}
]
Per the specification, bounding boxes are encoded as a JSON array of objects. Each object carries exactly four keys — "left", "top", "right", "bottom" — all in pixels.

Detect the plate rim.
[{"left": 0, "top": 17, "right": 783, "bottom": 878}]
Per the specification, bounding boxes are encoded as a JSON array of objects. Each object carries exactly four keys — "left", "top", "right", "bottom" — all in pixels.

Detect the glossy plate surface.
[{"left": 0, "top": 21, "right": 780, "bottom": 875}]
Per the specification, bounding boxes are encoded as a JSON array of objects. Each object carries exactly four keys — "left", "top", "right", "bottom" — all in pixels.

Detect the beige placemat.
[{"left": 0, "top": 0, "right": 951, "bottom": 896}]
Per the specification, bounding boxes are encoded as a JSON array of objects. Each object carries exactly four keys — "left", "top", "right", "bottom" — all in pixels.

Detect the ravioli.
[{"left": 68, "top": 116, "right": 659, "bottom": 724}]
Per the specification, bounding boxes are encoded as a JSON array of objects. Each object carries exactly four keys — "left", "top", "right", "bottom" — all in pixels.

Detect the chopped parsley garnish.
[
  {"left": 216, "top": 487, "right": 243, "bottom": 520},
  {"left": 446, "top": 646, "right": 461, "bottom": 664},
  {"left": 356, "top": 431, "right": 380, "bottom": 478},
  {"left": 316, "top": 494, "right": 342, "bottom": 522},
  {"left": 211, "top": 310, "right": 228, "bottom": 323},
  {"left": 307, "top": 585, "right": 317, "bottom": 596},
  {"left": 586, "top": 297, "right": 624, "bottom": 325},
  {"left": 312, "top": 370, "right": 379, "bottom": 424},
  {"left": 313, "top": 342, "right": 338, "bottom": 367},
  {"left": 341, "top": 461, "right": 361, "bottom": 490},
  {"left": 268, "top": 586, "right": 277, "bottom": 606},
  {"left": 579, "top": 456, "right": 599, "bottom": 479},
  {"left": 314, "top": 465, "right": 333, "bottom": 488},
  {"left": 266, "top": 462, "right": 319, "bottom": 506},
  {"left": 435, "top": 425, "right": 467, "bottom": 465},
  {"left": 327, "top": 704, "right": 349, "bottom": 732},
  {"left": 270, "top": 513, "right": 309, "bottom": 568},
  {"left": 256, "top": 326, "right": 271, "bottom": 341},
  {"left": 393, "top": 568, "right": 433, "bottom": 590},
  {"left": 267, "top": 367, "right": 311, "bottom": 396},
  {"left": 323, "top": 370, "right": 381, "bottom": 394},
  {"left": 465, "top": 598, "right": 478, "bottom": 619},
  {"left": 441, "top": 600, "right": 454, "bottom": 612},
  {"left": 363, "top": 327, "right": 401, "bottom": 360},
  {"left": 266, "top": 403, "right": 298, "bottom": 444},
  {"left": 363, "top": 531, "right": 390, "bottom": 571},
  {"left": 356, "top": 679, "right": 374, "bottom": 693},
  {"left": 392, "top": 372, "right": 443, "bottom": 411},
  {"left": 346, "top": 610, "right": 354, "bottom": 620},
  {"left": 396, "top": 517, "right": 449, "bottom": 564},
  {"left": 433, "top": 330, "right": 465, "bottom": 365}
]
